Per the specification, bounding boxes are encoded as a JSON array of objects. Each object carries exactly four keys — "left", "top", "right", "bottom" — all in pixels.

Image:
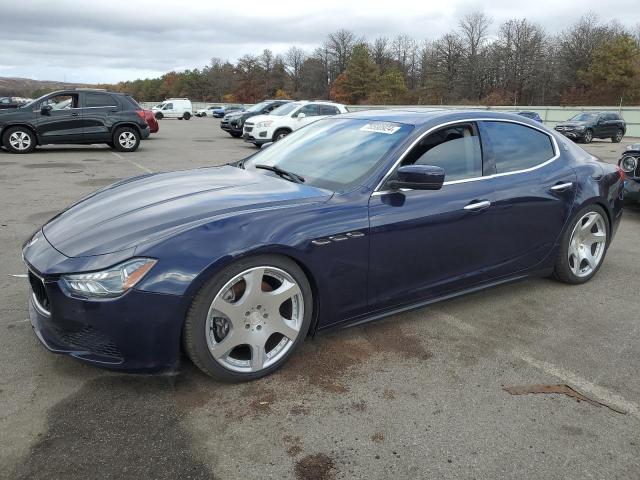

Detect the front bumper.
[
  {"left": 622, "top": 177, "right": 640, "bottom": 203},
  {"left": 554, "top": 128, "right": 585, "bottom": 139},
  {"left": 220, "top": 121, "right": 243, "bottom": 134},
  {"left": 242, "top": 125, "right": 271, "bottom": 145},
  {"left": 23, "top": 234, "right": 188, "bottom": 372}
]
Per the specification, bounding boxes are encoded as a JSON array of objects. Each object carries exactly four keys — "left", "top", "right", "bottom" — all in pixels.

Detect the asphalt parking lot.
[{"left": 1, "top": 117, "right": 639, "bottom": 480}]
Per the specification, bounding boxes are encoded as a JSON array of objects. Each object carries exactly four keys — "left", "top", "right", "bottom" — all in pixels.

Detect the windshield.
[
  {"left": 270, "top": 102, "right": 300, "bottom": 116},
  {"left": 244, "top": 118, "right": 414, "bottom": 191},
  {"left": 569, "top": 113, "right": 598, "bottom": 122},
  {"left": 247, "top": 101, "right": 269, "bottom": 113}
]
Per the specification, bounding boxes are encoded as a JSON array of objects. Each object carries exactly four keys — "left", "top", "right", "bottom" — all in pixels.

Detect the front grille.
[
  {"left": 244, "top": 126, "right": 253, "bottom": 133},
  {"left": 52, "top": 325, "right": 123, "bottom": 359},
  {"left": 28, "top": 271, "right": 50, "bottom": 314}
]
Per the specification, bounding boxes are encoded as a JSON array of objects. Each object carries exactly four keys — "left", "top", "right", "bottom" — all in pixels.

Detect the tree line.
[{"left": 96, "top": 13, "right": 640, "bottom": 106}]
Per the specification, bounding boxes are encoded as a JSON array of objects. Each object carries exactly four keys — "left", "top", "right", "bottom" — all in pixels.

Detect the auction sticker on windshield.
[{"left": 360, "top": 122, "right": 402, "bottom": 134}]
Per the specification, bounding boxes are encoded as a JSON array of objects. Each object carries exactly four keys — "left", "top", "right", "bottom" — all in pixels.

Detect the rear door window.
[
  {"left": 85, "top": 93, "right": 116, "bottom": 108},
  {"left": 481, "top": 121, "right": 555, "bottom": 174},
  {"left": 319, "top": 105, "right": 340, "bottom": 115}
]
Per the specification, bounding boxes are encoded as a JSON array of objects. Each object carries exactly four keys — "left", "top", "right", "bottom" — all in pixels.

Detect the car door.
[
  {"left": 82, "top": 92, "right": 119, "bottom": 142},
  {"left": 479, "top": 120, "right": 576, "bottom": 276},
  {"left": 36, "top": 93, "right": 83, "bottom": 142},
  {"left": 368, "top": 122, "right": 500, "bottom": 309},
  {"left": 162, "top": 102, "right": 174, "bottom": 117}
]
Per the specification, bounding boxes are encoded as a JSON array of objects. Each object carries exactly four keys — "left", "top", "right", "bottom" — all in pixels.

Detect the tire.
[
  {"left": 155, "top": 112, "right": 163, "bottom": 120},
  {"left": 612, "top": 129, "right": 623, "bottom": 143},
  {"left": 581, "top": 129, "right": 593, "bottom": 144},
  {"left": 202, "top": 113, "right": 207, "bottom": 117},
  {"left": 183, "top": 254, "right": 313, "bottom": 382},
  {"left": 113, "top": 127, "right": 140, "bottom": 152},
  {"left": 183, "top": 112, "right": 191, "bottom": 120},
  {"left": 2, "top": 126, "right": 36, "bottom": 154},
  {"left": 106, "top": 141, "right": 114, "bottom": 148},
  {"left": 272, "top": 129, "right": 290, "bottom": 142},
  {"left": 553, "top": 204, "right": 609, "bottom": 285}
]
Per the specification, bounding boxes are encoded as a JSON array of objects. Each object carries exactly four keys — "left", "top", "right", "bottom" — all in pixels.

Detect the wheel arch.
[
  {"left": 272, "top": 127, "right": 292, "bottom": 141},
  {"left": 112, "top": 122, "right": 142, "bottom": 138},
  {"left": 1, "top": 123, "right": 40, "bottom": 145}
]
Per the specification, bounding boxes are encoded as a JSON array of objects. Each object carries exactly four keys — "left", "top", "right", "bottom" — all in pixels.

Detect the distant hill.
[{"left": 0, "top": 77, "right": 96, "bottom": 97}]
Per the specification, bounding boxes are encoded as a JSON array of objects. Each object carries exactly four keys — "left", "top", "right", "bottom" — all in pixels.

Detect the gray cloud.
[{"left": 1, "top": 0, "right": 639, "bottom": 83}]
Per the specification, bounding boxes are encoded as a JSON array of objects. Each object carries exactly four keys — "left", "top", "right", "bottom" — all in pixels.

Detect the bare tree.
[
  {"left": 458, "top": 11, "right": 491, "bottom": 100},
  {"left": 285, "top": 46, "right": 307, "bottom": 94},
  {"left": 326, "top": 29, "right": 356, "bottom": 75},
  {"left": 370, "top": 37, "right": 391, "bottom": 72}
]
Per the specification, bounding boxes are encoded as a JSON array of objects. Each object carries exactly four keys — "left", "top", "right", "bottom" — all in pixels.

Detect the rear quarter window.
[
  {"left": 85, "top": 93, "right": 117, "bottom": 108},
  {"left": 482, "top": 121, "right": 555, "bottom": 174}
]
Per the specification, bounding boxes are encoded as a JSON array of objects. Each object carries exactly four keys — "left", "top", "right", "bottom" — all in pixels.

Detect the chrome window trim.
[{"left": 372, "top": 118, "right": 560, "bottom": 196}]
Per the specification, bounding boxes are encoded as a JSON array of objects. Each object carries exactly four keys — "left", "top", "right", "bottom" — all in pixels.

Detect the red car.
[{"left": 143, "top": 109, "right": 159, "bottom": 133}]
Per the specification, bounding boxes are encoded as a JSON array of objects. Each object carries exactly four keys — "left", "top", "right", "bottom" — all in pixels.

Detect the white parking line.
[
  {"left": 110, "top": 151, "right": 153, "bottom": 173},
  {"left": 9, "top": 274, "right": 28, "bottom": 278},
  {"left": 513, "top": 349, "right": 640, "bottom": 419}
]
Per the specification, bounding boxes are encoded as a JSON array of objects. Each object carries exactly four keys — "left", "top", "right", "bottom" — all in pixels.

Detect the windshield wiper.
[{"left": 254, "top": 164, "right": 305, "bottom": 184}]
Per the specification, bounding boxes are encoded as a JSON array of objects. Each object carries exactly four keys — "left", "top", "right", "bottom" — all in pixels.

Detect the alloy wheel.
[
  {"left": 118, "top": 131, "right": 137, "bottom": 149},
  {"left": 205, "top": 266, "right": 304, "bottom": 373},
  {"left": 9, "top": 131, "right": 32, "bottom": 151},
  {"left": 583, "top": 130, "right": 593, "bottom": 143},
  {"left": 568, "top": 211, "right": 607, "bottom": 278},
  {"left": 615, "top": 130, "right": 623, "bottom": 142}
]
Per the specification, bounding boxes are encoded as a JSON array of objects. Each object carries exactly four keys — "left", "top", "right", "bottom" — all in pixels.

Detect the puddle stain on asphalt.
[
  {"left": 294, "top": 453, "right": 336, "bottom": 480},
  {"left": 22, "top": 162, "right": 82, "bottom": 169},
  {"left": 76, "top": 177, "right": 121, "bottom": 187},
  {"left": 11, "top": 376, "right": 213, "bottom": 480}
]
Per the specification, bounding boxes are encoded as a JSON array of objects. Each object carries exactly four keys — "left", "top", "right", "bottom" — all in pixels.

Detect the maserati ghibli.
[{"left": 22, "top": 110, "right": 625, "bottom": 381}]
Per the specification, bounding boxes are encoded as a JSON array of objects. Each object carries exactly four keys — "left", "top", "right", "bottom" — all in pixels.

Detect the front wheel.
[
  {"left": 272, "top": 129, "right": 290, "bottom": 142},
  {"left": 554, "top": 205, "right": 609, "bottom": 284},
  {"left": 230, "top": 132, "right": 242, "bottom": 138},
  {"left": 155, "top": 112, "right": 164, "bottom": 120},
  {"left": 2, "top": 126, "right": 36, "bottom": 153},
  {"left": 581, "top": 129, "right": 593, "bottom": 143},
  {"left": 113, "top": 127, "right": 140, "bottom": 152},
  {"left": 183, "top": 255, "right": 313, "bottom": 382},
  {"left": 612, "top": 129, "right": 623, "bottom": 143}
]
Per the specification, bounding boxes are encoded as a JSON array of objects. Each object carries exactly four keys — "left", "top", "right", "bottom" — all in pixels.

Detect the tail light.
[{"left": 135, "top": 110, "right": 146, "bottom": 121}]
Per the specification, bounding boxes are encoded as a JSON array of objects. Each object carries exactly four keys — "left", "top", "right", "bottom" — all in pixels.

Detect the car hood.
[
  {"left": 246, "top": 114, "right": 272, "bottom": 124},
  {"left": 42, "top": 165, "right": 331, "bottom": 258},
  {"left": 556, "top": 121, "right": 590, "bottom": 128}
]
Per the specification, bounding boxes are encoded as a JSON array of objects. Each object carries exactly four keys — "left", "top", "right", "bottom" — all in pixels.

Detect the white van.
[{"left": 152, "top": 98, "right": 193, "bottom": 120}]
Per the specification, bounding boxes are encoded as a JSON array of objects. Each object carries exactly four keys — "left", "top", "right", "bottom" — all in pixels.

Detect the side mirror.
[
  {"left": 260, "top": 142, "right": 273, "bottom": 149},
  {"left": 296, "top": 112, "right": 306, "bottom": 119},
  {"left": 387, "top": 165, "right": 445, "bottom": 191},
  {"left": 40, "top": 104, "right": 52, "bottom": 114}
]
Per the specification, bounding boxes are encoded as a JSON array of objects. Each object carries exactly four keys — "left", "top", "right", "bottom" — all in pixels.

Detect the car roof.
[{"left": 338, "top": 108, "right": 544, "bottom": 127}]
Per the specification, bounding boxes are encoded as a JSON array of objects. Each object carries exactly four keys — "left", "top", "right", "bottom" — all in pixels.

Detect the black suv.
[
  {"left": 0, "top": 89, "right": 149, "bottom": 154},
  {"left": 220, "top": 99, "right": 291, "bottom": 137},
  {"left": 554, "top": 112, "right": 626, "bottom": 143}
]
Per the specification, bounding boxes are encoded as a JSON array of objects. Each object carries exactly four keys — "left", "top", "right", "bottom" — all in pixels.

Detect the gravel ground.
[{"left": 1, "top": 117, "right": 638, "bottom": 480}]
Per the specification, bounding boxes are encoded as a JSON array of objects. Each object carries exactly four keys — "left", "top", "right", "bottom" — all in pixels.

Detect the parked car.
[
  {"left": 22, "top": 110, "right": 624, "bottom": 381},
  {"left": 243, "top": 100, "right": 348, "bottom": 146},
  {"left": 0, "top": 97, "right": 19, "bottom": 110},
  {"left": 221, "top": 99, "right": 291, "bottom": 138},
  {"left": 0, "top": 89, "right": 149, "bottom": 153},
  {"left": 618, "top": 143, "right": 640, "bottom": 203},
  {"left": 212, "top": 105, "right": 244, "bottom": 118},
  {"left": 195, "top": 106, "right": 221, "bottom": 117},
  {"left": 555, "top": 112, "right": 626, "bottom": 143},
  {"left": 512, "top": 111, "right": 542, "bottom": 123},
  {"left": 152, "top": 98, "right": 193, "bottom": 120},
  {"left": 143, "top": 109, "right": 159, "bottom": 133}
]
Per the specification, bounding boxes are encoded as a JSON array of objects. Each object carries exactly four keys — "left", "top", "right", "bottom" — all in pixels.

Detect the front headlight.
[
  {"left": 256, "top": 120, "right": 273, "bottom": 128},
  {"left": 62, "top": 258, "right": 157, "bottom": 298},
  {"left": 575, "top": 126, "right": 586, "bottom": 131},
  {"left": 620, "top": 155, "right": 638, "bottom": 173}
]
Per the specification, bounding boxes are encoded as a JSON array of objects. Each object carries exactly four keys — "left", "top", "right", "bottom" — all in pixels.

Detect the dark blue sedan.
[{"left": 22, "top": 110, "right": 625, "bottom": 381}]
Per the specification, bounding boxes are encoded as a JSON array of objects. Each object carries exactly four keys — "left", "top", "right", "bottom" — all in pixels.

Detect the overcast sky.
[{"left": 1, "top": 0, "right": 639, "bottom": 84}]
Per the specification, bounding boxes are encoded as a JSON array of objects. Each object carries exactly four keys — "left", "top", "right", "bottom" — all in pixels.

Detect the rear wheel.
[
  {"left": 183, "top": 112, "right": 191, "bottom": 120},
  {"left": 554, "top": 205, "right": 609, "bottom": 284},
  {"left": 2, "top": 126, "right": 36, "bottom": 154},
  {"left": 183, "top": 255, "right": 313, "bottom": 382},
  {"left": 113, "top": 127, "right": 140, "bottom": 152},
  {"left": 612, "top": 129, "right": 623, "bottom": 143},
  {"left": 581, "top": 129, "right": 593, "bottom": 143}
]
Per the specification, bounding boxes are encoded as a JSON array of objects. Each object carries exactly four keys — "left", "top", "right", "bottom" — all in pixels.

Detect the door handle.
[
  {"left": 71, "top": 112, "right": 79, "bottom": 117},
  {"left": 464, "top": 200, "right": 491, "bottom": 211},
  {"left": 550, "top": 182, "right": 573, "bottom": 192}
]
